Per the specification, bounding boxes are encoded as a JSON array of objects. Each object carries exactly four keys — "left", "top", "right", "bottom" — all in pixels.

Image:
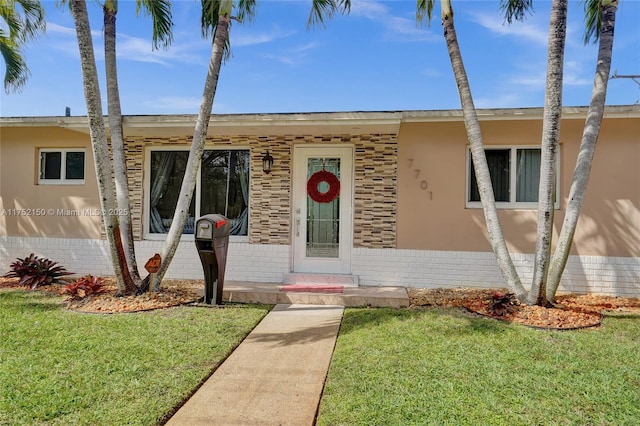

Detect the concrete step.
[
  {"left": 283, "top": 273, "right": 359, "bottom": 287},
  {"left": 223, "top": 281, "right": 409, "bottom": 308}
]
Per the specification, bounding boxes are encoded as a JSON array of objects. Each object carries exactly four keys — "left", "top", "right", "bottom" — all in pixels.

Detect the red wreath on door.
[{"left": 307, "top": 169, "right": 340, "bottom": 203}]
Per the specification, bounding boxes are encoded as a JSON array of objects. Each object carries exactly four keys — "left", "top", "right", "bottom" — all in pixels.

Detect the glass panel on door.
[{"left": 306, "top": 158, "right": 340, "bottom": 258}]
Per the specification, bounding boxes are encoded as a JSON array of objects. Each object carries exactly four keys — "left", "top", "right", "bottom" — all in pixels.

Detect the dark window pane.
[
  {"left": 42, "top": 152, "right": 62, "bottom": 179},
  {"left": 65, "top": 152, "right": 85, "bottom": 180},
  {"left": 200, "top": 150, "right": 229, "bottom": 217},
  {"left": 200, "top": 150, "right": 249, "bottom": 236},
  {"left": 149, "top": 151, "right": 194, "bottom": 234},
  {"left": 469, "top": 149, "right": 510, "bottom": 202},
  {"left": 516, "top": 149, "right": 540, "bottom": 202}
]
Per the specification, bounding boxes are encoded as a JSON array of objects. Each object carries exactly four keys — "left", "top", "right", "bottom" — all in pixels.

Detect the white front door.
[{"left": 292, "top": 145, "right": 353, "bottom": 274}]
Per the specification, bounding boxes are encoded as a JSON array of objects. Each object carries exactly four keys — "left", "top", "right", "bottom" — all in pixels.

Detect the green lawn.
[
  {"left": 3, "top": 290, "right": 639, "bottom": 426},
  {"left": 317, "top": 307, "right": 640, "bottom": 426},
  {"left": 0, "top": 289, "right": 270, "bottom": 425}
]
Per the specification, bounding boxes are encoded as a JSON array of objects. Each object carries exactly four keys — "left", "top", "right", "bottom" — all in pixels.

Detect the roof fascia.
[{"left": 402, "top": 105, "right": 640, "bottom": 122}]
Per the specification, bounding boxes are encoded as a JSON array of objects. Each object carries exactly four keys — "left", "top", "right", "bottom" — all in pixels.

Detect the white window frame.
[
  {"left": 465, "top": 145, "right": 560, "bottom": 210},
  {"left": 38, "top": 148, "right": 86, "bottom": 185},
  {"left": 143, "top": 146, "right": 250, "bottom": 242}
]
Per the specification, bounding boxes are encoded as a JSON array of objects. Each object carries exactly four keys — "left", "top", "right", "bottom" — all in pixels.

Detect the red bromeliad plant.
[
  {"left": 488, "top": 291, "right": 519, "bottom": 316},
  {"left": 3, "top": 254, "right": 73, "bottom": 289},
  {"left": 64, "top": 275, "right": 106, "bottom": 300}
]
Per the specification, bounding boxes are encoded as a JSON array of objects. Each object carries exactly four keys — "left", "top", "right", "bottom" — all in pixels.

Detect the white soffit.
[
  {"left": 121, "top": 111, "right": 403, "bottom": 137},
  {"left": 1, "top": 106, "right": 637, "bottom": 135}
]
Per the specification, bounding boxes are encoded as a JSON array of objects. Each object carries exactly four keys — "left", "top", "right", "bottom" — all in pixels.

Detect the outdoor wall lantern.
[{"left": 262, "top": 150, "right": 274, "bottom": 174}]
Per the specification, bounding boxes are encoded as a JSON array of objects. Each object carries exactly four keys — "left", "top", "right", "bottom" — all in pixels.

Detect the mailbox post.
[{"left": 194, "top": 214, "right": 230, "bottom": 305}]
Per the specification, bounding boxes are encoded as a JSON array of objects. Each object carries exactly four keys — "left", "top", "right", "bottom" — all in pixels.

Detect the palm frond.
[
  {"left": 0, "top": 2, "right": 23, "bottom": 39},
  {"left": 307, "top": 0, "right": 350, "bottom": 29},
  {"left": 416, "top": 0, "right": 435, "bottom": 26},
  {"left": 0, "top": 0, "right": 44, "bottom": 93},
  {"left": 583, "top": 0, "right": 602, "bottom": 45},
  {"left": 500, "top": 0, "right": 534, "bottom": 24},
  {"left": 136, "top": 0, "right": 174, "bottom": 49},
  {"left": 200, "top": 0, "right": 240, "bottom": 62},
  {"left": 0, "top": 0, "right": 45, "bottom": 41},
  {"left": 0, "top": 36, "right": 29, "bottom": 92},
  {"left": 15, "top": 0, "right": 46, "bottom": 41},
  {"left": 200, "top": 0, "right": 219, "bottom": 39},
  {"left": 236, "top": 0, "right": 256, "bottom": 24}
]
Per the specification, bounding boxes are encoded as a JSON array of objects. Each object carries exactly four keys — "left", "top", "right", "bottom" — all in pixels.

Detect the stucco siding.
[
  {"left": 0, "top": 127, "right": 103, "bottom": 239},
  {"left": 396, "top": 116, "right": 640, "bottom": 258}
]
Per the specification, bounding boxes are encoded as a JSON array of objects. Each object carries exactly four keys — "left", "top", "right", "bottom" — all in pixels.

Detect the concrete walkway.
[{"left": 166, "top": 304, "right": 345, "bottom": 426}]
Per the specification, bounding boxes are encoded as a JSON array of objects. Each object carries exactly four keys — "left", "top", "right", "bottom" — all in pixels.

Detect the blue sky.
[{"left": 1, "top": 0, "right": 639, "bottom": 117}]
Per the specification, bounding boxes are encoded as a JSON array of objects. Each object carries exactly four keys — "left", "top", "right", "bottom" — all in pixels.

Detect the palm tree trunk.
[
  {"left": 528, "top": 0, "right": 567, "bottom": 306},
  {"left": 70, "top": 0, "right": 135, "bottom": 295},
  {"left": 151, "top": 13, "right": 231, "bottom": 291},
  {"left": 440, "top": 0, "right": 527, "bottom": 300},
  {"left": 103, "top": 2, "right": 142, "bottom": 290},
  {"left": 546, "top": 1, "right": 618, "bottom": 302}
]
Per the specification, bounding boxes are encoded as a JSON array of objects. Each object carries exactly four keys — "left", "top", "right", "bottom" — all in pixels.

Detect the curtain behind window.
[
  {"left": 149, "top": 151, "right": 193, "bottom": 233},
  {"left": 516, "top": 149, "right": 541, "bottom": 202},
  {"left": 150, "top": 152, "right": 176, "bottom": 233}
]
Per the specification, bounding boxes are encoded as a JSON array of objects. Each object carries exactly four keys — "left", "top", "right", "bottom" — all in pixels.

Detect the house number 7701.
[{"left": 408, "top": 158, "right": 432, "bottom": 199}]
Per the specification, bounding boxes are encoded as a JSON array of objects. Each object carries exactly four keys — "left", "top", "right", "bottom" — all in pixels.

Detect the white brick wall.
[
  {"left": 0, "top": 236, "right": 290, "bottom": 283},
  {"left": 1, "top": 236, "right": 114, "bottom": 276},
  {"left": 2, "top": 236, "right": 638, "bottom": 297},
  {"left": 352, "top": 248, "right": 640, "bottom": 297}
]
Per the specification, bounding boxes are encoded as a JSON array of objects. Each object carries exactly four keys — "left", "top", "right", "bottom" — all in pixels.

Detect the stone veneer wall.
[{"left": 125, "top": 133, "right": 398, "bottom": 249}]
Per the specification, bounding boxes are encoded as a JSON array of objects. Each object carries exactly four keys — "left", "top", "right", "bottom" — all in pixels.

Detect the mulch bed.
[
  {"left": 2, "top": 277, "right": 639, "bottom": 329},
  {"left": 0, "top": 277, "right": 203, "bottom": 313},
  {"left": 409, "top": 287, "right": 640, "bottom": 329}
]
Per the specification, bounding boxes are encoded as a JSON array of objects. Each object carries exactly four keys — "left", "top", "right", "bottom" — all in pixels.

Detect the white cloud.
[
  {"left": 421, "top": 67, "right": 442, "bottom": 77},
  {"left": 475, "top": 92, "right": 524, "bottom": 109},
  {"left": 473, "top": 12, "right": 548, "bottom": 46},
  {"left": 42, "top": 14, "right": 327, "bottom": 71},
  {"left": 293, "top": 42, "right": 320, "bottom": 53},
  {"left": 511, "top": 71, "right": 546, "bottom": 89},
  {"left": 260, "top": 53, "right": 295, "bottom": 65},
  {"left": 143, "top": 96, "right": 203, "bottom": 112},
  {"left": 116, "top": 34, "right": 172, "bottom": 65},
  {"left": 562, "top": 61, "right": 592, "bottom": 86},
  {"left": 350, "top": 0, "right": 437, "bottom": 42},
  {"left": 232, "top": 26, "right": 296, "bottom": 47},
  {"left": 259, "top": 42, "right": 323, "bottom": 67},
  {"left": 350, "top": 0, "right": 389, "bottom": 20},
  {"left": 45, "top": 22, "right": 77, "bottom": 36}
]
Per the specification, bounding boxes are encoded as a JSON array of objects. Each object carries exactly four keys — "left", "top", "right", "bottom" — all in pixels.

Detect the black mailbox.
[{"left": 194, "top": 214, "right": 230, "bottom": 305}]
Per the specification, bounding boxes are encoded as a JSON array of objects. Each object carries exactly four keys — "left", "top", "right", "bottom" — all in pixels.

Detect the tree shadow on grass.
[
  {"left": 338, "top": 306, "right": 514, "bottom": 338},
  {"left": 0, "top": 289, "right": 64, "bottom": 313}
]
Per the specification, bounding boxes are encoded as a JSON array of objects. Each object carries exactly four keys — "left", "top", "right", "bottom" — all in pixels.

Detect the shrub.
[
  {"left": 488, "top": 291, "right": 519, "bottom": 316},
  {"left": 3, "top": 254, "right": 72, "bottom": 290},
  {"left": 64, "top": 275, "right": 106, "bottom": 300}
]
